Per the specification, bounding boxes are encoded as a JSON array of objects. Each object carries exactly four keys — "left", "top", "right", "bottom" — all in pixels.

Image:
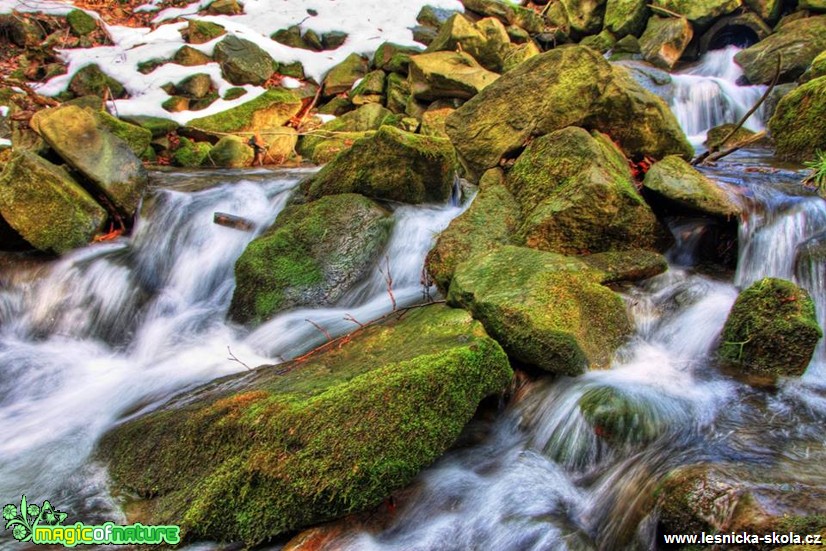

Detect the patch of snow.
[
  {"left": 0, "top": 138, "right": 11, "bottom": 148},
  {"left": 281, "top": 77, "right": 301, "bottom": 90},
  {"left": 315, "top": 114, "right": 336, "bottom": 123},
  {"left": 0, "top": 106, "right": 9, "bottom": 117},
  {"left": 0, "top": 0, "right": 74, "bottom": 16}
]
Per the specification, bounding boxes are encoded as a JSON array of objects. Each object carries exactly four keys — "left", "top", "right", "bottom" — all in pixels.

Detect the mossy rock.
[
  {"left": 272, "top": 25, "right": 313, "bottom": 50},
  {"left": 372, "top": 42, "right": 423, "bottom": 74},
  {"left": 323, "top": 53, "right": 369, "bottom": 96},
  {"left": 445, "top": 45, "right": 614, "bottom": 180},
  {"left": 173, "top": 138, "right": 212, "bottom": 167},
  {"left": 386, "top": 72, "right": 411, "bottom": 114},
  {"left": 584, "top": 65, "right": 693, "bottom": 160},
  {"left": 162, "top": 96, "right": 190, "bottom": 113},
  {"left": 229, "top": 193, "right": 391, "bottom": 324},
  {"left": 462, "top": 0, "right": 545, "bottom": 33},
  {"left": 579, "top": 249, "right": 668, "bottom": 282},
  {"left": 447, "top": 245, "right": 633, "bottom": 375},
  {"left": 735, "top": 16, "right": 826, "bottom": 84},
  {"left": 581, "top": 30, "right": 618, "bottom": 54},
  {"left": 100, "top": 304, "right": 510, "bottom": 544},
  {"left": 420, "top": 106, "right": 454, "bottom": 138},
  {"left": 214, "top": 35, "right": 275, "bottom": 86},
  {"left": 426, "top": 168, "right": 521, "bottom": 291},
  {"left": 66, "top": 9, "right": 97, "bottom": 36},
  {"left": 604, "top": 0, "right": 650, "bottom": 38},
  {"left": 579, "top": 386, "right": 671, "bottom": 445},
  {"left": 187, "top": 19, "right": 225, "bottom": 44},
  {"left": 718, "top": 277, "right": 822, "bottom": 378},
  {"left": 639, "top": 15, "right": 693, "bottom": 71},
  {"left": 187, "top": 88, "right": 301, "bottom": 136},
  {"left": 426, "top": 14, "right": 512, "bottom": 73},
  {"left": 801, "top": 50, "right": 826, "bottom": 83},
  {"left": 744, "top": 0, "right": 781, "bottom": 22},
  {"left": 348, "top": 70, "right": 386, "bottom": 105},
  {"left": 768, "top": 75, "right": 826, "bottom": 161},
  {"left": 205, "top": 136, "right": 253, "bottom": 168},
  {"left": 69, "top": 64, "right": 126, "bottom": 99},
  {"left": 704, "top": 123, "right": 758, "bottom": 150},
  {"left": 176, "top": 73, "right": 213, "bottom": 98},
  {"left": 207, "top": 0, "right": 243, "bottom": 15},
  {"left": 643, "top": 155, "right": 742, "bottom": 218},
  {"left": 559, "top": 0, "right": 608, "bottom": 35},
  {"left": 417, "top": 5, "right": 460, "bottom": 27},
  {"left": 296, "top": 126, "right": 458, "bottom": 205},
  {"left": 506, "top": 127, "right": 662, "bottom": 255},
  {"left": 649, "top": 0, "right": 741, "bottom": 26},
  {"left": 501, "top": 41, "right": 541, "bottom": 72},
  {"left": 91, "top": 110, "right": 153, "bottom": 157},
  {"left": 0, "top": 151, "right": 107, "bottom": 254},
  {"left": 296, "top": 103, "right": 392, "bottom": 162},
  {"left": 30, "top": 105, "right": 147, "bottom": 217},
  {"left": 122, "top": 116, "right": 179, "bottom": 138},
  {"left": 174, "top": 45, "right": 212, "bottom": 66},
  {"left": 408, "top": 51, "right": 499, "bottom": 102}
]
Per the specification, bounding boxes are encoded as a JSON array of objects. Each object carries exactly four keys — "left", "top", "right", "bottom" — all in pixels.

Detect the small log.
[{"left": 214, "top": 212, "right": 255, "bottom": 232}]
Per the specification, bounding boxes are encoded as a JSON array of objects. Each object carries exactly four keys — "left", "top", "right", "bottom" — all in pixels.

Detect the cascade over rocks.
[
  {"left": 101, "top": 305, "right": 512, "bottom": 545},
  {"left": 445, "top": 45, "right": 691, "bottom": 180}
]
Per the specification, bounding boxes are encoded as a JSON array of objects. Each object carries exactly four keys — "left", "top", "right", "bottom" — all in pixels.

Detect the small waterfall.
[{"left": 670, "top": 46, "right": 767, "bottom": 145}]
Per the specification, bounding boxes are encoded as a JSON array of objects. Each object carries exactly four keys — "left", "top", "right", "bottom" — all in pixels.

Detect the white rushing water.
[
  {"left": 669, "top": 46, "right": 767, "bottom": 146},
  {"left": 0, "top": 169, "right": 464, "bottom": 545}
]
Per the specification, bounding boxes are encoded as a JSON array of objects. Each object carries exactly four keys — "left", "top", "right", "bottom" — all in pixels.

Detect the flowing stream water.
[{"left": 1, "top": 47, "right": 825, "bottom": 550}]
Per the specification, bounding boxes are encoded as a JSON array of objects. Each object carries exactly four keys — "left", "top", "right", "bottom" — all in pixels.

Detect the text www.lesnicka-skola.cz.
[{"left": 663, "top": 531, "right": 823, "bottom": 546}]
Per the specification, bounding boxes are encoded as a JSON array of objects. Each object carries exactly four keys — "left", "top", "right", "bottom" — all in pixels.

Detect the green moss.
[
  {"left": 642, "top": 155, "right": 741, "bottom": 217},
  {"left": 373, "top": 42, "right": 423, "bottom": 74},
  {"left": 187, "top": 20, "right": 225, "bottom": 44},
  {"left": 769, "top": 76, "right": 826, "bottom": 161},
  {"left": 205, "top": 136, "right": 253, "bottom": 168},
  {"left": 649, "top": 0, "right": 740, "bottom": 25},
  {"left": 172, "top": 138, "right": 212, "bottom": 167},
  {"left": 297, "top": 103, "right": 392, "bottom": 161},
  {"left": 735, "top": 16, "right": 826, "bottom": 84},
  {"left": 100, "top": 305, "right": 511, "bottom": 544},
  {"left": 704, "top": 123, "right": 756, "bottom": 150},
  {"left": 92, "top": 111, "right": 153, "bottom": 156},
  {"left": 69, "top": 64, "right": 126, "bottom": 99},
  {"left": 223, "top": 87, "right": 247, "bottom": 101},
  {"left": 229, "top": 194, "right": 392, "bottom": 324},
  {"left": 122, "top": 116, "right": 179, "bottom": 138},
  {"left": 718, "top": 277, "right": 822, "bottom": 378},
  {"left": 66, "top": 9, "right": 97, "bottom": 36},
  {"left": 426, "top": 168, "right": 521, "bottom": 291},
  {"left": 297, "top": 125, "right": 457, "bottom": 205},
  {"left": 187, "top": 88, "right": 301, "bottom": 134},
  {"left": 604, "top": 0, "right": 650, "bottom": 37},
  {"left": 579, "top": 386, "right": 668, "bottom": 444},
  {"left": 447, "top": 245, "right": 632, "bottom": 375},
  {"left": 323, "top": 53, "right": 369, "bottom": 96}
]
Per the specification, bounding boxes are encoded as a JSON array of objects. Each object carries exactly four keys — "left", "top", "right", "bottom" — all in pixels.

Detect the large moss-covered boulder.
[
  {"left": 604, "top": 0, "right": 650, "bottom": 38},
  {"left": 718, "top": 278, "right": 822, "bottom": 378},
  {"left": 506, "top": 127, "right": 662, "bottom": 255},
  {"left": 801, "top": 50, "right": 826, "bottom": 83},
  {"left": 213, "top": 35, "right": 275, "bottom": 86},
  {"left": 446, "top": 46, "right": 613, "bottom": 180},
  {"left": 704, "top": 122, "right": 758, "bottom": 150},
  {"left": 426, "top": 168, "right": 520, "bottom": 291},
  {"left": 30, "top": 105, "right": 147, "bottom": 217},
  {"left": 296, "top": 126, "right": 457, "bottom": 204},
  {"left": 643, "top": 155, "right": 742, "bottom": 217},
  {"left": 650, "top": 0, "right": 740, "bottom": 26},
  {"left": 735, "top": 16, "right": 826, "bottom": 84},
  {"left": 0, "top": 151, "right": 107, "bottom": 254},
  {"left": 560, "top": 0, "right": 608, "bottom": 35},
  {"left": 323, "top": 53, "right": 369, "bottom": 96},
  {"left": 172, "top": 137, "right": 212, "bottom": 167},
  {"left": 100, "top": 304, "right": 511, "bottom": 544},
  {"left": 639, "top": 15, "right": 693, "bottom": 71},
  {"left": 69, "top": 64, "right": 126, "bottom": 99},
  {"left": 408, "top": 51, "right": 499, "bottom": 101},
  {"left": 768, "top": 76, "right": 826, "bottom": 161},
  {"left": 447, "top": 245, "right": 634, "bottom": 375},
  {"left": 584, "top": 65, "right": 693, "bottom": 161},
  {"left": 229, "top": 194, "right": 391, "bottom": 324}
]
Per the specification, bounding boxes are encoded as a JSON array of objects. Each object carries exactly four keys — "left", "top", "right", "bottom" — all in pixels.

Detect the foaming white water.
[{"left": 670, "top": 46, "right": 766, "bottom": 145}]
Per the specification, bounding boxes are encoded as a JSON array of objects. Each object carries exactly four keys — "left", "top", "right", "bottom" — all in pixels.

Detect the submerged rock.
[
  {"left": 100, "top": 305, "right": 511, "bottom": 544},
  {"left": 447, "top": 245, "right": 634, "bottom": 375},
  {"left": 718, "top": 277, "right": 822, "bottom": 379},
  {"left": 643, "top": 155, "right": 743, "bottom": 218},
  {"left": 579, "top": 386, "right": 670, "bottom": 445},
  {"left": 30, "top": 105, "right": 147, "bottom": 217},
  {"left": 769, "top": 75, "right": 826, "bottom": 161},
  {"left": 506, "top": 127, "right": 662, "bottom": 255},
  {"left": 296, "top": 126, "right": 457, "bottom": 204},
  {"left": 229, "top": 194, "right": 392, "bottom": 324},
  {"left": 0, "top": 151, "right": 107, "bottom": 254},
  {"left": 426, "top": 168, "right": 521, "bottom": 291}
]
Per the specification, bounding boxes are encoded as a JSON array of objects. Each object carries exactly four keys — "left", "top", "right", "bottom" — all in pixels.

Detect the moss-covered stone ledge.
[{"left": 99, "top": 305, "right": 512, "bottom": 545}]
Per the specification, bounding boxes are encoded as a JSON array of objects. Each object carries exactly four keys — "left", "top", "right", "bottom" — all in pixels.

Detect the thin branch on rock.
[
  {"left": 227, "top": 346, "right": 253, "bottom": 371},
  {"left": 379, "top": 255, "right": 397, "bottom": 311},
  {"left": 305, "top": 318, "right": 332, "bottom": 340}
]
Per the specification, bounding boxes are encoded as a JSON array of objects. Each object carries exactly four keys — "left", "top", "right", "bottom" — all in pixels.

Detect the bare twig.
[
  {"left": 227, "top": 346, "right": 253, "bottom": 371},
  {"left": 703, "top": 130, "right": 767, "bottom": 163},
  {"left": 692, "top": 54, "right": 781, "bottom": 166},
  {"left": 343, "top": 313, "right": 365, "bottom": 328},
  {"left": 420, "top": 266, "right": 434, "bottom": 303},
  {"left": 5, "top": 79, "right": 59, "bottom": 107},
  {"left": 647, "top": 3, "right": 683, "bottom": 18},
  {"left": 305, "top": 318, "right": 332, "bottom": 340},
  {"left": 379, "top": 255, "right": 396, "bottom": 311}
]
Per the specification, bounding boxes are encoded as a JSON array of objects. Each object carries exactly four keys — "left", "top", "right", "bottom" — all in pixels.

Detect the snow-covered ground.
[{"left": 0, "top": 0, "right": 463, "bottom": 124}]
